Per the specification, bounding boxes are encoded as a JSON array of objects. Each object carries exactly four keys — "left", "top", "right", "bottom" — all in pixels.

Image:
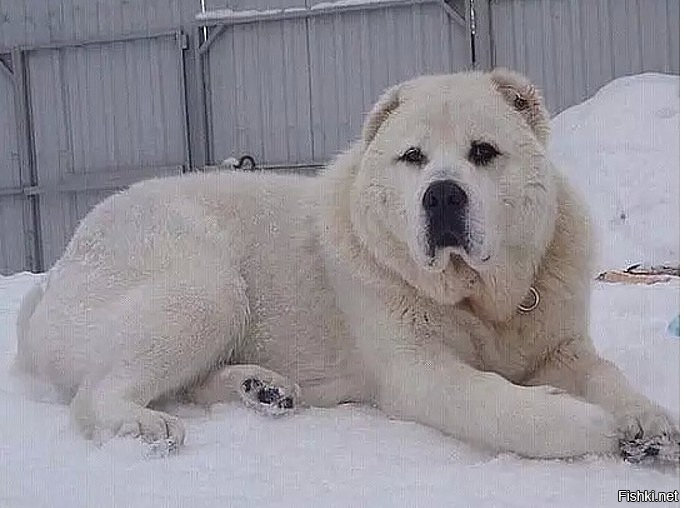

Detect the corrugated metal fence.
[
  {"left": 0, "top": 0, "right": 678, "bottom": 274},
  {"left": 0, "top": 1, "right": 200, "bottom": 272},
  {"left": 199, "top": 0, "right": 468, "bottom": 167},
  {"left": 473, "top": 0, "right": 679, "bottom": 114}
]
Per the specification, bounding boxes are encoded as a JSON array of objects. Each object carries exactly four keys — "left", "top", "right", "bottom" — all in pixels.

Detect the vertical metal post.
[
  {"left": 12, "top": 49, "right": 44, "bottom": 273},
  {"left": 177, "top": 30, "right": 192, "bottom": 172},
  {"left": 304, "top": 0, "right": 316, "bottom": 164},
  {"left": 468, "top": 0, "right": 493, "bottom": 70},
  {"left": 193, "top": 26, "right": 211, "bottom": 166}
]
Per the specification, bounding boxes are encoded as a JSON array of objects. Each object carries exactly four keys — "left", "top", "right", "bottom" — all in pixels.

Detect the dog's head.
[{"left": 349, "top": 69, "right": 558, "bottom": 319}]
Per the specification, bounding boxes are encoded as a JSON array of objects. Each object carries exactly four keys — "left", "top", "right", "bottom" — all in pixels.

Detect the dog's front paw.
[
  {"left": 617, "top": 405, "right": 679, "bottom": 463},
  {"left": 116, "top": 408, "right": 186, "bottom": 447}
]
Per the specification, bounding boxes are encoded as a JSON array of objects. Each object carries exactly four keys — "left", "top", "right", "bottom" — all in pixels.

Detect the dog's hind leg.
[
  {"left": 190, "top": 364, "right": 301, "bottom": 416},
  {"left": 70, "top": 268, "right": 249, "bottom": 446}
]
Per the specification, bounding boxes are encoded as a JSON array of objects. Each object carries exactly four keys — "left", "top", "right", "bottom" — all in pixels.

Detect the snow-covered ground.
[{"left": 0, "top": 74, "right": 679, "bottom": 507}]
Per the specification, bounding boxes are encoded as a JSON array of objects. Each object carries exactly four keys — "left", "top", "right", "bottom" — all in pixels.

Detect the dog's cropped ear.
[
  {"left": 490, "top": 68, "right": 550, "bottom": 146},
  {"left": 362, "top": 84, "right": 403, "bottom": 146}
]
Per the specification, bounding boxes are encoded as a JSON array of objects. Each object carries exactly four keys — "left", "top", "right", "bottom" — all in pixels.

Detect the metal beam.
[
  {"left": 0, "top": 53, "right": 13, "bottom": 78},
  {"left": 199, "top": 25, "right": 227, "bottom": 55},
  {"left": 0, "top": 29, "right": 179, "bottom": 54},
  {"left": 440, "top": 0, "right": 466, "bottom": 26},
  {"left": 202, "top": 162, "right": 326, "bottom": 174},
  {"left": 0, "top": 186, "right": 24, "bottom": 197},
  {"left": 0, "top": 162, "right": 326, "bottom": 198},
  {"left": 195, "top": 0, "right": 464, "bottom": 37},
  {"left": 16, "top": 165, "right": 185, "bottom": 196}
]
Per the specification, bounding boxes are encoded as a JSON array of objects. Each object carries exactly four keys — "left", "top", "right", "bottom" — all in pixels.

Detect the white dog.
[{"left": 15, "top": 69, "right": 678, "bottom": 460}]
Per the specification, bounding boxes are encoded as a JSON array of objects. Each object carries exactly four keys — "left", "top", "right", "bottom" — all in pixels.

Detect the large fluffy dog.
[{"left": 16, "top": 70, "right": 678, "bottom": 459}]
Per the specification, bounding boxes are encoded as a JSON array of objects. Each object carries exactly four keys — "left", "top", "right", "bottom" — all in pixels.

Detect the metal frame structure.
[
  {"left": 191, "top": 0, "right": 470, "bottom": 169},
  {"left": 1, "top": 30, "right": 192, "bottom": 271}
]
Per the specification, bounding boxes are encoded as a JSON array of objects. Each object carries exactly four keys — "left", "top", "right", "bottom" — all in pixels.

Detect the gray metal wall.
[
  {"left": 28, "top": 35, "right": 190, "bottom": 266},
  {"left": 0, "top": 0, "right": 198, "bottom": 47},
  {"left": 0, "top": 0, "right": 200, "bottom": 273},
  {"left": 474, "top": 0, "right": 680, "bottom": 114},
  {"left": 0, "top": 0, "right": 679, "bottom": 274},
  {"left": 200, "top": 0, "right": 469, "bottom": 165}
]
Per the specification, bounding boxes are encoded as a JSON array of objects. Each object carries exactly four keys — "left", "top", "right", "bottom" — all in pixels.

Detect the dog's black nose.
[
  {"left": 422, "top": 180, "right": 468, "bottom": 253},
  {"left": 422, "top": 180, "right": 468, "bottom": 212}
]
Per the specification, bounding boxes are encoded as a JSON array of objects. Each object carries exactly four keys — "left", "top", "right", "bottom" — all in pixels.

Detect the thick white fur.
[{"left": 15, "top": 70, "right": 677, "bottom": 458}]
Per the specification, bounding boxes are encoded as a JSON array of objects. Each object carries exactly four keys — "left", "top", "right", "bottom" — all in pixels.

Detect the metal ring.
[{"left": 517, "top": 286, "right": 540, "bottom": 313}]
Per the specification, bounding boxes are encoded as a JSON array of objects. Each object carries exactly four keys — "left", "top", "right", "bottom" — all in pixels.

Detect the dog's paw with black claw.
[
  {"left": 620, "top": 435, "right": 680, "bottom": 465},
  {"left": 240, "top": 377, "right": 297, "bottom": 416},
  {"left": 615, "top": 404, "right": 679, "bottom": 464}
]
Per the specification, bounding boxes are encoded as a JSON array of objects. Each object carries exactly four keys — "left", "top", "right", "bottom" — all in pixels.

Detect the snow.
[
  {"left": 310, "top": 0, "right": 397, "bottom": 11},
  {"left": 0, "top": 74, "right": 680, "bottom": 506},
  {"left": 196, "top": 8, "right": 282, "bottom": 20},
  {"left": 550, "top": 73, "right": 679, "bottom": 271},
  {"left": 1, "top": 273, "right": 679, "bottom": 507},
  {"left": 196, "top": 0, "right": 396, "bottom": 20}
]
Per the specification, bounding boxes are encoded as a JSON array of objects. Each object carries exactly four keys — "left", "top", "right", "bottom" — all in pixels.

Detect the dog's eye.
[
  {"left": 468, "top": 141, "right": 500, "bottom": 166},
  {"left": 398, "top": 147, "right": 427, "bottom": 166}
]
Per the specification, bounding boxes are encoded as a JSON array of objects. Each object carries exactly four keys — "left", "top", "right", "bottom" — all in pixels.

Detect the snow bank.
[{"left": 550, "top": 73, "right": 679, "bottom": 271}]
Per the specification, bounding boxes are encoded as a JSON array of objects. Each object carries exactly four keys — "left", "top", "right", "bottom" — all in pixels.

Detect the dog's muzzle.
[{"left": 422, "top": 180, "right": 468, "bottom": 256}]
